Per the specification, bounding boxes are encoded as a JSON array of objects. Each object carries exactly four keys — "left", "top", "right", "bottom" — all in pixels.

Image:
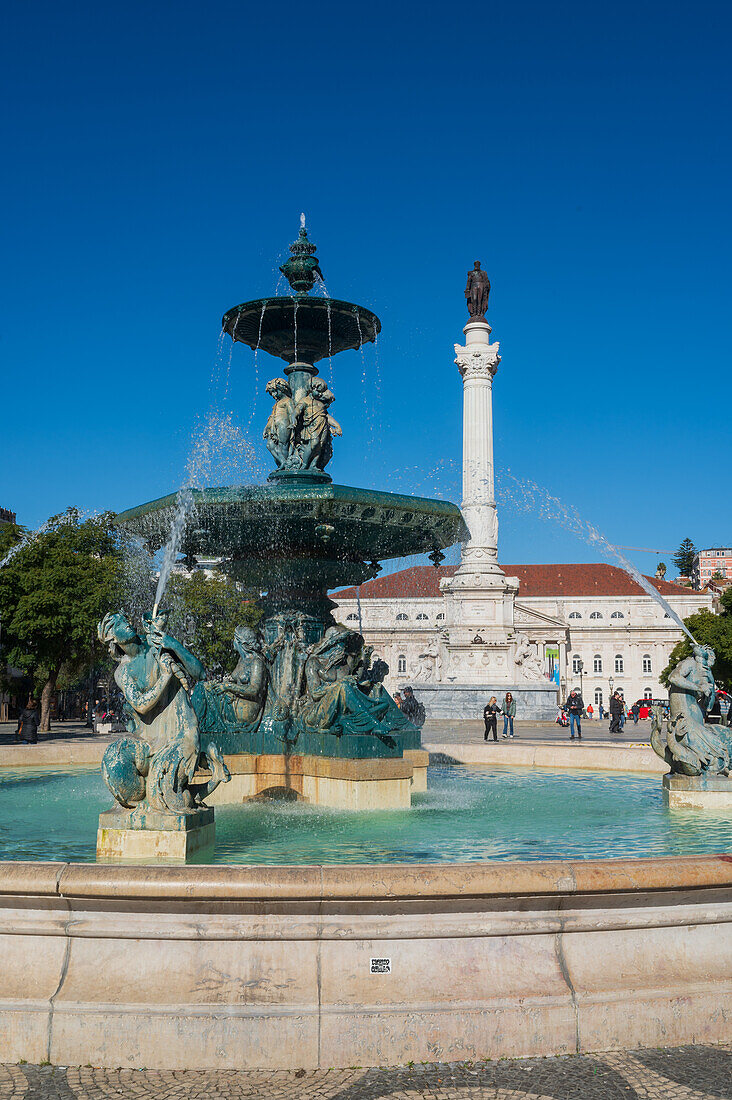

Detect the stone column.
[{"left": 452, "top": 319, "right": 503, "bottom": 582}]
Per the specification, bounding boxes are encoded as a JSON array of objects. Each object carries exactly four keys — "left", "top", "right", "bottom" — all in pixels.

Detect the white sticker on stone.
[{"left": 370, "top": 957, "right": 391, "bottom": 974}]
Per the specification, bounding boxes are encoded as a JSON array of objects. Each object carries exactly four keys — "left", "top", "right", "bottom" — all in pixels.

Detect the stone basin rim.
[
  {"left": 2, "top": 853, "right": 731, "bottom": 900},
  {"left": 114, "top": 482, "right": 464, "bottom": 526}
]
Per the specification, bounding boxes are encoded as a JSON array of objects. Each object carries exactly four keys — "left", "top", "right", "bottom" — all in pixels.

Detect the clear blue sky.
[{"left": 2, "top": 0, "right": 730, "bottom": 575}]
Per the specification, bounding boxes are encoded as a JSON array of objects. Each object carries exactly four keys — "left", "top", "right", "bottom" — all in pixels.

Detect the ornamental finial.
[{"left": 279, "top": 222, "right": 324, "bottom": 295}]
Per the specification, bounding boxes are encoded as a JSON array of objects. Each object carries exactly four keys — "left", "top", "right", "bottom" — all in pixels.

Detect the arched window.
[
  {"left": 642, "top": 654, "right": 652, "bottom": 673},
  {"left": 396, "top": 613, "right": 408, "bottom": 621},
  {"left": 416, "top": 613, "right": 429, "bottom": 621},
  {"left": 568, "top": 611, "right": 581, "bottom": 620},
  {"left": 593, "top": 654, "right": 602, "bottom": 673},
  {"left": 614, "top": 654, "right": 624, "bottom": 673},
  {"left": 594, "top": 689, "right": 603, "bottom": 706},
  {"left": 644, "top": 688, "right": 653, "bottom": 699},
  {"left": 397, "top": 655, "right": 407, "bottom": 673},
  {"left": 610, "top": 611, "right": 625, "bottom": 619},
  {"left": 436, "top": 613, "right": 445, "bottom": 621},
  {"left": 589, "top": 611, "right": 603, "bottom": 620},
  {"left": 346, "top": 613, "right": 359, "bottom": 621},
  {"left": 572, "top": 655, "right": 582, "bottom": 673}
]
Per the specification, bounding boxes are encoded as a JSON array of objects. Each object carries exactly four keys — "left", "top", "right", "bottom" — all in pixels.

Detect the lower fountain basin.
[{"left": 3, "top": 764, "right": 731, "bottom": 863}]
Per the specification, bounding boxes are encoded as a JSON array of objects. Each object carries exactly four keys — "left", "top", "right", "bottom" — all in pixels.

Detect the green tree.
[
  {"left": 166, "top": 570, "right": 261, "bottom": 676},
  {"left": 672, "top": 537, "right": 697, "bottom": 577},
  {"left": 0, "top": 509, "right": 124, "bottom": 730},
  {"left": 661, "top": 588, "right": 732, "bottom": 690}
]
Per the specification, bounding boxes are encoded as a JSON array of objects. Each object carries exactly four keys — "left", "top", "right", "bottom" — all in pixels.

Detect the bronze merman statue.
[{"left": 465, "top": 261, "right": 490, "bottom": 319}]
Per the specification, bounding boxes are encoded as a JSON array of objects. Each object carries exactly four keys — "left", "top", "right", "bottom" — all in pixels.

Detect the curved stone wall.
[{"left": 1, "top": 856, "right": 731, "bottom": 1069}]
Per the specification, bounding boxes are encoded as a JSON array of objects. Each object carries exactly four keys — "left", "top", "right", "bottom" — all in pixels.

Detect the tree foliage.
[
  {"left": 672, "top": 537, "right": 697, "bottom": 577},
  {"left": 166, "top": 570, "right": 261, "bottom": 677},
  {"left": 661, "top": 588, "right": 732, "bottom": 690},
  {"left": 0, "top": 509, "right": 124, "bottom": 728}
]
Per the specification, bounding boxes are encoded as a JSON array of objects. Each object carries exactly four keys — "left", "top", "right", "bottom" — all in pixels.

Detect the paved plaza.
[
  {"left": 1, "top": 1047, "right": 730, "bottom": 1099},
  {"left": 0, "top": 717, "right": 654, "bottom": 751}
]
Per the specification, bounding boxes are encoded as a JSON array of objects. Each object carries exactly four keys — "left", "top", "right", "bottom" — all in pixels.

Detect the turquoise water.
[{"left": 1, "top": 765, "right": 731, "bottom": 864}]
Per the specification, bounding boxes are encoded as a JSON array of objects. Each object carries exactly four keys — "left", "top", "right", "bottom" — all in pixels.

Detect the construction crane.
[{"left": 618, "top": 546, "right": 673, "bottom": 556}]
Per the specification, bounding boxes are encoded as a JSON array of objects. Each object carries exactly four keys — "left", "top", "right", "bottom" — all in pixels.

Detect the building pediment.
[{"left": 514, "top": 602, "right": 567, "bottom": 632}]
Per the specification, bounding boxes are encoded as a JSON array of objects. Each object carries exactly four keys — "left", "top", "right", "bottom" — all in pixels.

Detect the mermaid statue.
[
  {"left": 651, "top": 644, "right": 731, "bottom": 776},
  {"left": 193, "top": 625, "right": 268, "bottom": 736},
  {"left": 98, "top": 610, "right": 230, "bottom": 815},
  {"left": 297, "top": 624, "right": 415, "bottom": 740}
]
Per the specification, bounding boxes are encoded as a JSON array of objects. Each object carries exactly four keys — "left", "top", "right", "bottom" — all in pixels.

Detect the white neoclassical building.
[
  {"left": 331, "top": 274, "right": 714, "bottom": 719},
  {"left": 331, "top": 562, "right": 712, "bottom": 717}
]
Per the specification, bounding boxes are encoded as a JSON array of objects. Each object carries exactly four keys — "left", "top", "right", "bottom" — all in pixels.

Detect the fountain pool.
[{"left": 2, "top": 764, "right": 730, "bottom": 864}]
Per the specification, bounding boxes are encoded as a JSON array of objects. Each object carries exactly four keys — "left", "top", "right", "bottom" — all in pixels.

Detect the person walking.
[
  {"left": 501, "top": 692, "right": 516, "bottom": 738},
  {"left": 483, "top": 696, "right": 501, "bottom": 741},
  {"left": 587, "top": 703, "right": 594, "bottom": 720},
  {"left": 609, "top": 691, "right": 624, "bottom": 735},
  {"left": 565, "top": 688, "right": 584, "bottom": 740},
  {"left": 631, "top": 702, "right": 640, "bottom": 725},
  {"left": 598, "top": 702, "right": 604, "bottom": 720},
  {"left": 15, "top": 698, "right": 39, "bottom": 744}
]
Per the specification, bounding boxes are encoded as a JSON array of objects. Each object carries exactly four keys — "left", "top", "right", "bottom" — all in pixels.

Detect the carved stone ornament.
[{"left": 454, "top": 343, "right": 501, "bottom": 380}]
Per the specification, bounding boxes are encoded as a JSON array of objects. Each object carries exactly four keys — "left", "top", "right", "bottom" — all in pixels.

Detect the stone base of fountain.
[
  {"left": 96, "top": 806, "right": 215, "bottom": 863},
  {"left": 662, "top": 772, "right": 732, "bottom": 809},
  {"left": 412, "top": 683, "right": 559, "bottom": 721},
  {"left": 201, "top": 750, "right": 429, "bottom": 811}
]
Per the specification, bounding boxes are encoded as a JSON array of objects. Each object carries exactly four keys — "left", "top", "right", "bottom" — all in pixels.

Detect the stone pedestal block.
[
  {"left": 96, "top": 806, "right": 215, "bottom": 862},
  {"left": 413, "top": 682, "right": 559, "bottom": 721},
  {"left": 662, "top": 772, "right": 732, "bottom": 809},
  {"left": 204, "top": 752, "right": 423, "bottom": 810}
]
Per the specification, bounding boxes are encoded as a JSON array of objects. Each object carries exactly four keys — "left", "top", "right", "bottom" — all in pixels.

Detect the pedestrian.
[
  {"left": 15, "top": 697, "right": 39, "bottom": 744},
  {"left": 401, "top": 687, "right": 425, "bottom": 727},
  {"left": 393, "top": 692, "right": 403, "bottom": 710},
  {"left": 483, "top": 696, "right": 502, "bottom": 741},
  {"left": 501, "top": 691, "right": 516, "bottom": 738},
  {"left": 587, "top": 704, "right": 594, "bottom": 720},
  {"left": 631, "top": 702, "right": 640, "bottom": 725},
  {"left": 609, "top": 691, "right": 624, "bottom": 735},
  {"left": 565, "top": 688, "right": 584, "bottom": 740},
  {"left": 599, "top": 702, "right": 605, "bottom": 720}
]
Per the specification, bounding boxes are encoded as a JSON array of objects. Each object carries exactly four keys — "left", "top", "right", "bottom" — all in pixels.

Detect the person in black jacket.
[
  {"left": 609, "top": 691, "right": 624, "bottom": 735},
  {"left": 15, "top": 698, "right": 39, "bottom": 744},
  {"left": 483, "top": 696, "right": 501, "bottom": 741},
  {"left": 565, "top": 689, "right": 584, "bottom": 740}
]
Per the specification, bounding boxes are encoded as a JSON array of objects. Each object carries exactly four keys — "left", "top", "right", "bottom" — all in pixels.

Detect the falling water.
[
  {"left": 293, "top": 297, "right": 299, "bottom": 362},
  {"left": 354, "top": 310, "right": 373, "bottom": 449},
  {"left": 248, "top": 300, "right": 268, "bottom": 428},
  {"left": 494, "top": 470, "right": 698, "bottom": 643},
  {"left": 355, "top": 586, "right": 364, "bottom": 634},
  {"left": 153, "top": 487, "right": 194, "bottom": 616},
  {"left": 326, "top": 297, "right": 333, "bottom": 385}
]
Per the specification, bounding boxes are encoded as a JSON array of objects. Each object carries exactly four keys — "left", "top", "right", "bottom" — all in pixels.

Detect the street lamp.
[
  {"left": 577, "top": 658, "right": 584, "bottom": 702},
  {"left": 609, "top": 675, "right": 614, "bottom": 702}
]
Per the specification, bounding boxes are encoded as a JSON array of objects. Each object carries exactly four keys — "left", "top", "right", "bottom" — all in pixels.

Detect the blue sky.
[{"left": 2, "top": 0, "right": 730, "bottom": 576}]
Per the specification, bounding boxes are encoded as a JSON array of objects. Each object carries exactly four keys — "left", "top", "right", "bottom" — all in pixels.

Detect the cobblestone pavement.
[{"left": 2, "top": 1047, "right": 730, "bottom": 1099}]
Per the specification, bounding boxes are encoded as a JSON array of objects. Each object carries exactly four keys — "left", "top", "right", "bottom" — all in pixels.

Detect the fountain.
[{"left": 103, "top": 225, "right": 467, "bottom": 856}]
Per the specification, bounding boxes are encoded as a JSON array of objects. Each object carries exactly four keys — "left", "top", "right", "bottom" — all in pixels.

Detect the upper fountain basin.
[
  {"left": 115, "top": 483, "right": 466, "bottom": 585},
  {"left": 222, "top": 297, "right": 381, "bottom": 364}
]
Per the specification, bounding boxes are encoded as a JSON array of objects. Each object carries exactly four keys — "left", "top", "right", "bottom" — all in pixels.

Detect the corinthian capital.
[{"left": 454, "top": 342, "right": 501, "bottom": 380}]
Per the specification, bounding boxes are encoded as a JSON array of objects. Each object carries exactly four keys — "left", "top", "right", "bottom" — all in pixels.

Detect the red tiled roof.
[{"left": 332, "top": 563, "right": 700, "bottom": 600}]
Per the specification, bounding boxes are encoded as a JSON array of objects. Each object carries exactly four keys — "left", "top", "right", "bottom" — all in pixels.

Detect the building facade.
[
  {"left": 332, "top": 564, "right": 712, "bottom": 716},
  {"left": 693, "top": 548, "right": 732, "bottom": 589}
]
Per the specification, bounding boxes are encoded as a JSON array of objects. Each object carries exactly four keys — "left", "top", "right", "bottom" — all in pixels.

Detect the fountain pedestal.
[
  {"left": 202, "top": 751, "right": 427, "bottom": 810},
  {"left": 96, "top": 806, "right": 215, "bottom": 863},
  {"left": 662, "top": 772, "right": 732, "bottom": 810}
]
